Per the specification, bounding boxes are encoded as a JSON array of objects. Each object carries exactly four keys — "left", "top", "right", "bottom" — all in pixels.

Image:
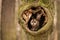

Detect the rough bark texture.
[
  {"left": 1, "top": 0, "right": 59, "bottom": 40},
  {"left": 1, "top": 0, "right": 16, "bottom": 40},
  {"left": 57, "top": 0, "right": 60, "bottom": 40},
  {"left": 18, "top": 0, "right": 54, "bottom": 40},
  {"left": 0, "top": 0, "right": 2, "bottom": 40}
]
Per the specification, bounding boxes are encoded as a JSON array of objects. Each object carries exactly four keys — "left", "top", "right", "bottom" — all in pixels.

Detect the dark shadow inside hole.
[
  {"left": 31, "top": 7, "right": 37, "bottom": 10},
  {"left": 22, "top": 6, "right": 47, "bottom": 31},
  {"left": 23, "top": 17, "right": 26, "bottom": 21},
  {"left": 27, "top": 13, "right": 38, "bottom": 29},
  {"left": 28, "top": 14, "right": 45, "bottom": 31},
  {"left": 32, "top": 13, "right": 37, "bottom": 18},
  {"left": 28, "top": 17, "right": 32, "bottom": 29},
  {"left": 38, "top": 15, "right": 45, "bottom": 30}
]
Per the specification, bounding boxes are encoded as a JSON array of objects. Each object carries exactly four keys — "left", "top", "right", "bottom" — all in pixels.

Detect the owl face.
[{"left": 30, "top": 19, "right": 39, "bottom": 27}]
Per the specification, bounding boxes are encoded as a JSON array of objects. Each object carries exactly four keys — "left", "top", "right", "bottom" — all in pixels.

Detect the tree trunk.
[
  {"left": 1, "top": 0, "right": 16, "bottom": 40},
  {"left": 17, "top": 0, "right": 55, "bottom": 40},
  {"left": 1, "top": 0, "right": 58, "bottom": 40}
]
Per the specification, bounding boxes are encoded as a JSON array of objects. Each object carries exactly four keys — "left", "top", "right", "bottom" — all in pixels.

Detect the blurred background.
[{"left": 0, "top": 0, "right": 60, "bottom": 40}]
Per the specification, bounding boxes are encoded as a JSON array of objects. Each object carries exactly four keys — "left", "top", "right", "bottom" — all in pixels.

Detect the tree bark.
[
  {"left": 1, "top": 0, "right": 16, "bottom": 40},
  {"left": 17, "top": 0, "right": 55, "bottom": 40}
]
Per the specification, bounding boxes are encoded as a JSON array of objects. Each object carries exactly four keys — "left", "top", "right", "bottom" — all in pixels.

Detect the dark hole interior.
[
  {"left": 38, "top": 15, "right": 45, "bottom": 29},
  {"left": 22, "top": 6, "right": 47, "bottom": 31},
  {"left": 28, "top": 14, "right": 45, "bottom": 31},
  {"left": 31, "top": 7, "right": 37, "bottom": 10}
]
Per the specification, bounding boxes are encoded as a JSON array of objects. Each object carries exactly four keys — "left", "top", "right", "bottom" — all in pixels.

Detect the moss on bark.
[{"left": 18, "top": 0, "right": 54, "bottom": 40}]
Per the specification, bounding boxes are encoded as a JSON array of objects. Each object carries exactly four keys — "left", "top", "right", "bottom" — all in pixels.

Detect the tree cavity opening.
[{"left": 22, "top": 6, "right": 48, "bottom": 31}]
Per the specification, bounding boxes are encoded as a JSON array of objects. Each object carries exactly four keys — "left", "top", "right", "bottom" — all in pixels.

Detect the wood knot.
[{"left": 22, "top": 6, "right": 48, "bottom": 31}]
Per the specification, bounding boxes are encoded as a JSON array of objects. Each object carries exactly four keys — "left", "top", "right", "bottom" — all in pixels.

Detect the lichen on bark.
[{"left": 18, "top": 0, "right": 54, "bottom": 40}]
